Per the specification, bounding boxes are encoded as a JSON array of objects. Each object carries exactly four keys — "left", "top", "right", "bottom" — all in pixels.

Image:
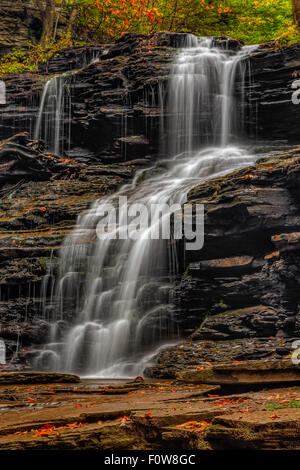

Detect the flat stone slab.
[
  {"left": 0, "top": 372, "right": 80, "bottom": 385},
  {"left": 272, "top": 232, "right": 300, "bottom": 252},
  {"left": 1, "top": 379, "right": 300, "bottom": 450},
  {"left": 177, "top": 360, "right": 300, "bottom": 386},
  {"left": 189, "top": 256, "right": 254, "bottom": 275}
]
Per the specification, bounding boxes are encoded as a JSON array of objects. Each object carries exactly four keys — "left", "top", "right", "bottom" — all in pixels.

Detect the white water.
[
  {"left": 34, "top": 53, "right": 100, "bottom": 155},
  {"left": 36, "top": 36, "right": 258, "bottom": 377},
  {"left": 34, "top": 75, "right": 72, "bottom": 155}
]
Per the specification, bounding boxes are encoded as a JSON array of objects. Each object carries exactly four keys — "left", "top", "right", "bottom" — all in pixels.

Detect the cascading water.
[
  {"left": 34, "top": 75, "right": 72, "bottom": 155},
  {"left": 36, "top": 36, "right": 258, "bottom": 377},
  {"left": 168, "top": 37, "right": 255, "bottom": 153},
  {"left": 34, "top": 53, "right": 100, "bottom": 155}
]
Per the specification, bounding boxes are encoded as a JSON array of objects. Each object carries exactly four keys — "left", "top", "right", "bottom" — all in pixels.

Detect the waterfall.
[
  {"left": 34, "top": 51, "right": 101, "bottom": 155},
  {"left": 168, "top": 38, "right": 256, "bottom": 154},
  {"left": 36, "top": 36, "right": 258, "bottom": 378},
  {"left": 34, "top": 75, "right": 72, "bottom": 155}
]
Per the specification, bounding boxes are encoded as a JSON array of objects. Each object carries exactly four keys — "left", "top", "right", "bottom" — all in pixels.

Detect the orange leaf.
[{"left": 119, "top": 416, "right": 131, "bottom": 423}]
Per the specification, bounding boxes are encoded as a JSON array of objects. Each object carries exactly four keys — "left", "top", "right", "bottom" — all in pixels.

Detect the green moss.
[
  {"left": 183, "top": 268, "right": 191, "bottom": 280},
  {"left": 38, "top": 258, "right": 48, "bottom": 270},
  {"left": 265, "top": 400, "right": 300, "bottom": 410},
  {"left": 215, "top": 301, "right": 229, "bottom": 312},
  {"left": 197, "top": 439, "right": 211, "bottom": 450},
  {"left": 207, "top": 424, "right": 242, "bottom": 438},
  {"left": 208, "top": 424, "right": 231, "bottom": 432},
  {"left": 217, "top": 305, "right": 265, "bottom": 317},
  {"left": 16, "top": 259, "right": 27, "bottom": 268},
  {"left": 0, "top": 35, "right": 90, "bottom": 77},
  {"left": 274, "top": 23, "right": 300, "bottom": 48},
  {"left": 193, "top": 368, "right": 215, "bottom": 382}
]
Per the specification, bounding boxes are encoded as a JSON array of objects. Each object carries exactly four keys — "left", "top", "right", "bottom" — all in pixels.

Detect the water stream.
[
  {"left": 36, "top": 36, "right": 258, "bottom": 377},
  {"left": 34, "top": 75, "right": 72, "bottom": 155},
  {"left": 34, "top": 53, "right": 99, "bottom": 155}
]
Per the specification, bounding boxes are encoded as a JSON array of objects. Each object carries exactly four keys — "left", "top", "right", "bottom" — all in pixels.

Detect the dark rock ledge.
[{"left": 0, "top": 371, "right": 79, "bottom": 385}]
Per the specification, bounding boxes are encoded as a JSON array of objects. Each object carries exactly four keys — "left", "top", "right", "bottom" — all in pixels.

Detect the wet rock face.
[
  {"left": 146, "top": 147, "right": 300, "bottom": 377},
  {"left": 192, "top": 306, "right": 279, "bottom": 341},
  {"left": 146, "top": 338, "right": 293, "bottom": 379},
  {"left": 244, "top": 43, "right": 300, "bottom": 142},
  {"left": 0, "top": 74, "right": 43, "bottom": 143},
  {"left": 37, "top": 45, "right": 105, "bottom": 75},
  {"left": 68, "top": 33, "right": 177, "bottom": 163},
  {"left": 0, "top": 33, "right": 176, "bottom": 162},
  {"left": 181, "top": 146, "right": 300, "bottom": 338},
  {"left": 0, "top": 33, "right": 244, "bottom": 164},
  {"left": 1, "top": 34, "right": 300, "bottom": 160},
  {"left": 0, "top": 132, "right": 81, "bottom": 187}
]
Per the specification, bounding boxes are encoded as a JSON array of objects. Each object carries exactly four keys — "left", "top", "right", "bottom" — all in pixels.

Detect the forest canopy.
[
  {"left": 71, "top": 0, "right": 297, "bottom": 46},
  {"left": 0, "top": 0, "right": 298, "bottom": 76}
]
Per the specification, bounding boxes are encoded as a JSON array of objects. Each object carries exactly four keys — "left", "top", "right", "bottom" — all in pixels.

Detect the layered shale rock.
[
  {"left": 0, "top": 33, "right": 243, "bottom": 163},
  {"left": 147, "top": 146, "right": 300, "bottom": 377},
  {"left": 244, "top": 43, "right": 300, "bottom": 142},
  {"left": 37, "top": 45, "right": 104, "bottom": 75},
  {"left": 0, "top": 132, "right": 82, "bottom": 187},
  {"left": 0, "top": 73, "right": 44, "bottom": 142},
  {"left": 177, "top": 359, "right": 300, "bottom": 386},
  {"left": 1, "top": 378, "right": 300, "bottom": 450},
  {"left": 0, "top": 33, "right": 176, "bottom": 160},
  {"left": 1, "top": 35, "right": 300, "bottom": 161},
  {"left": 0, "top": 371, "right": 80, "bottom": 384},
  {"left": 47, "top": 33, "right": 180, "bottom": 162}
]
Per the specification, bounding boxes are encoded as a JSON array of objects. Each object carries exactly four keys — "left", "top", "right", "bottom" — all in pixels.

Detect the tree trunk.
[
  {"left": 169, "top": 0, "right": 178, "bottom": 30},
  {"left": 41, "top": 0, "right": 56, "bottom": 47},
  {"left": 53, "top": 0, "right": 66, "bottom": 43},
  {"left": 67, "top": 6, "right": 79, "bottom": 36},
  {"left": 292, "top": 0, "right": 300, "bottom": 31}
]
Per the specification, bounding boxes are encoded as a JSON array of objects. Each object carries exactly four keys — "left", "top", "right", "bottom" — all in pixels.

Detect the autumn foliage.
[
  {"left": 0, "top": 0, "right": 298, "bottom": 77},
  {"left": 73, "top": 0, "right": 296, "bottom": 45},
  {"left": 76, "top": 0, "right": 163, "bottom": 38}
]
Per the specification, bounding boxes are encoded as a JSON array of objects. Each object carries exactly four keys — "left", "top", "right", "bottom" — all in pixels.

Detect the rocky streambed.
[{"left": 1, "top": 363, "right": 300, "bottom": 450}]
